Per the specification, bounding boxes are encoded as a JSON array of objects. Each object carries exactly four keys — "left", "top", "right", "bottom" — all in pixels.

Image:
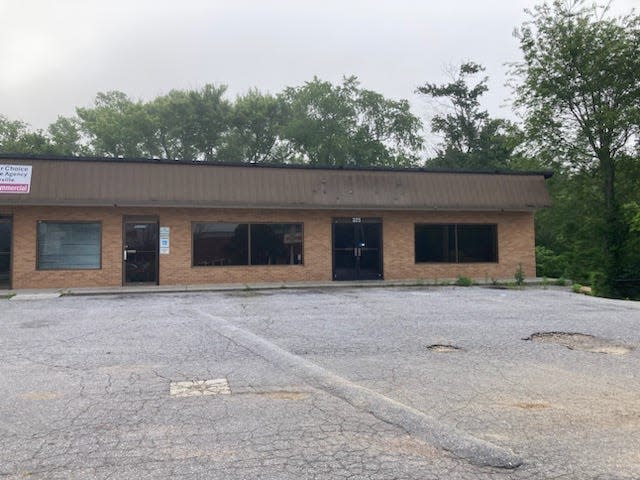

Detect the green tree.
[
  {"left": 218, "top": 89, "right": 287, "bottom": 163},
  {"left": 513, "top": 0, "right": 640, "bottom": 296},
  {"left": 47, "top": 116, "right": 83, "bottom": 156},
  {"left": 76, "top": 91, "right": 152, "bottom": 158},
  {"left": 188, "top": 84, "right": 232, "bottom": 161},
  {"left": 417, "top": 62, "right": 523, "bottom": 170},
  {"left": 76, "top": 86, "right": 232, "bottom": 161},
  {"left": 0, "top": 115, "right": 54, "bottom": 155},
  {"left": 145, "top": 89, "right": 202, "bottom": 160},
  {"left": 280, "top": 76, "right": 423, "bottom": 167}
]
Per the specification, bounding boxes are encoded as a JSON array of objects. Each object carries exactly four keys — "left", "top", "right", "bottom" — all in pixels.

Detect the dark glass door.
[
  {"left": 333, "top": 218, "right": 382, "bottom": 281},
  {"left": 0, "top": 219, "right": 11, "bottom": 289},
  {"left": 123, "top": 221, "right": 159, "bottom": 284}
]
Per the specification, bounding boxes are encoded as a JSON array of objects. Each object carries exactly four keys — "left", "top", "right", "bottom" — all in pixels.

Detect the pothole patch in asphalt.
[
  {"left": 524, "top": 332, "right": 632, "bottom": 355},
  {"left": 19, "top": 391, "right": 63, "bottom": 401},
  {"left": 169, "top": 378, "right": 231, "bottom": 397},
  {"left": 426, "top": 344, "right": 463, "bottom": 353}
]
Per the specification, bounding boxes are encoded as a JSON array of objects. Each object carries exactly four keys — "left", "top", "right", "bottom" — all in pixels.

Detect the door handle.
[{"left": 124, "top": 249, "right": 137, "bottom": 261}]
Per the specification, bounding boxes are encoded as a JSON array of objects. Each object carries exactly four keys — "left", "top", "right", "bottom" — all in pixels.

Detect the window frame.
[
  {"left": 36, "top": 220, "right": 103, "bottom": 271},
  {"left": 191, "top": 221, "right": 305, "bottom": 267},
  {"left": 414, "top": 223, "right": 498, "bottom": 264}
]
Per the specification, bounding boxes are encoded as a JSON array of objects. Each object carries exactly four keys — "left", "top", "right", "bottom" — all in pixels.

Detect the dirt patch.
[
  {"left": 524, "top": 332, "right": 632, "bottom": 355},
  {"left": 426, "top": 344, "right": 462, "bottom": 353}
]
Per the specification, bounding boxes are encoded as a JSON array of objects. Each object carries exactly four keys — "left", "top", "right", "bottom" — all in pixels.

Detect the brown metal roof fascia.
[
  {"left": 0, "top": 153, "right": 556, "bottom": 178},
  {"left": 0, "top": 157, "right": 552, "bottom": 210}
]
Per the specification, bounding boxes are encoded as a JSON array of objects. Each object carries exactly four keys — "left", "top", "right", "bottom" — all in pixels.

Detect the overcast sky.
[{"left": 0, "top": 0, "right": 636, "bottom": 141}]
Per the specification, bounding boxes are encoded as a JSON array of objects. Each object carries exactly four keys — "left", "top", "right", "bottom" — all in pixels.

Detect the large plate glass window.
[
  {"left": 251, "top": 224, "right": 303, "bottom": 265},
  {"left": 415, "top": 224, "right": 497, "bottom": 263},
  {"left": 414, "top": 225, "right": 456, "bottom": 263},
  {"left": 457, "top": 225, "right": 498, "bottom": 262},
  {"left": 193, "top": 223, "right": 303, "bottom": 266},
  {"left": 193, "top": 223, "right": 249, "bottom": 266},
  {"left": 37, "top": 222, "right": 101, "bottom": 270}
]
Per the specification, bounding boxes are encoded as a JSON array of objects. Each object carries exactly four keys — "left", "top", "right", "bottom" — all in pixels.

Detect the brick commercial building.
[{"left": 0, "top": 154, "right": 552, "bottom": 290}]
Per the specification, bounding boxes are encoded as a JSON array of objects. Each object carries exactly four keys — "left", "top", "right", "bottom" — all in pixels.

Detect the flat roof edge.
[
  {"left": 0, "top": 201, "right": 550, "bottom": 211},
  {"left": 0, "top": 153, "right": 555, "bottom": 179}
]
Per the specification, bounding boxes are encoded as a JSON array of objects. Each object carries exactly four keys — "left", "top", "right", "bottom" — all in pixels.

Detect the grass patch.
[
  {"left": 455, "top": 276, "right": 473, "bottom": 287},
  {"left": 553, "top": 276, "right": 568, "bottom": 286}
]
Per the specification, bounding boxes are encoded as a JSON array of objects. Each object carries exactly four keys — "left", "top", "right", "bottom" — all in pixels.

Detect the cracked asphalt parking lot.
[{"left": 1, "top": 287, "right": 639, "bottom": 479}]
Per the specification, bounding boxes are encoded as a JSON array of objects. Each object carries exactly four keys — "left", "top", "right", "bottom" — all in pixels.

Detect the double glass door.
[
  {"left": 333, "top": 218, "right": 383, "bottom": 281},
  {"left": 0, "top": 218, "right": 11, "bottom": 288},
  {"left": 123, "top": 220, "right": 159, "bottom": 284}
]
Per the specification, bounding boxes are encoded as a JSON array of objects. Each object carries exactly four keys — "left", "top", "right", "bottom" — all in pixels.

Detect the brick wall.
[
  {"left": 0, "top": 206, "right": 535, "bottom": 289},
  {"left": 382, "top": 210, "right": 535, "bottom": 282}
]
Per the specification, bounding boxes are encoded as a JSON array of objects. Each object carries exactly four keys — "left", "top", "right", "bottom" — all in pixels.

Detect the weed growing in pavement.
[{"left": 514, "top": 263, "right": 525, "bottom": 286}]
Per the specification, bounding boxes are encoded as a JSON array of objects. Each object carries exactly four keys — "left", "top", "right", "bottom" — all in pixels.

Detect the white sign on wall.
[
  {"left": 160, "top": 227, "right": 170, "bottom": 255},
  {"left": 0, "top": 165, "right": 32, "bottom": 193}
]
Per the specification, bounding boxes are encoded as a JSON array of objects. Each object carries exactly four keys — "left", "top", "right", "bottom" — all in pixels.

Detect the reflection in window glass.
[
  {"left": 193, "top": 223, "right": 248, "bottom": 266},
  {"left": 251, "top": 224, "right": 303, "bottom": 265},
  {"left": 415, "top": 224, "right": 497, "bottom": 263},
  {"left": 193, "top": 222, "right": 303, "bottom": 266},
  {"left": 37, "top": 222, "right": 101, "bottom": 270},
  {"left": 457, "top": 225, "right": 497, "bottom": 262}
]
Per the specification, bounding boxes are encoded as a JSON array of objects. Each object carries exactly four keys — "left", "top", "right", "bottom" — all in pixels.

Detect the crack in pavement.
[{"left": 192, "top": 308, "right": 523, "bottom": 470}]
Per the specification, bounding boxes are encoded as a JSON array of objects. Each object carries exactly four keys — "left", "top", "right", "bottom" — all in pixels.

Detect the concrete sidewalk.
[{"left": 3, "top": 277, "right": 549, "bottom": 299}]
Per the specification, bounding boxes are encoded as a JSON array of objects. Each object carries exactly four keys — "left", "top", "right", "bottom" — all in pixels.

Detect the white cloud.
[{"left": 0, "top": 0, "right": 636, "bottom": 130}]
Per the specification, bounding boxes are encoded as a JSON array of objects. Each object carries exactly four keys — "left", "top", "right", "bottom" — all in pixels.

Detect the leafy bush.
[
  {"left": 554, "top": 276, "right": 568, "bottom": 286},
  {"left": 589, "top": 271, "right": 606, "bottom": 297},
  {"left": 455, "top": 276, "right": 473, "bottom": 287},
  {"left": 535, "top": 245, "right": 568, "bottom": 279}
]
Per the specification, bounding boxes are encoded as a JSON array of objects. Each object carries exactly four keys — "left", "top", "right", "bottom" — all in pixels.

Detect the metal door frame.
[
  {"left": 331, "top": 217, "right": 383, "bottom": 281},
  {"left": 122, "top": 216, "right": 159, "bottom": 286}
]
